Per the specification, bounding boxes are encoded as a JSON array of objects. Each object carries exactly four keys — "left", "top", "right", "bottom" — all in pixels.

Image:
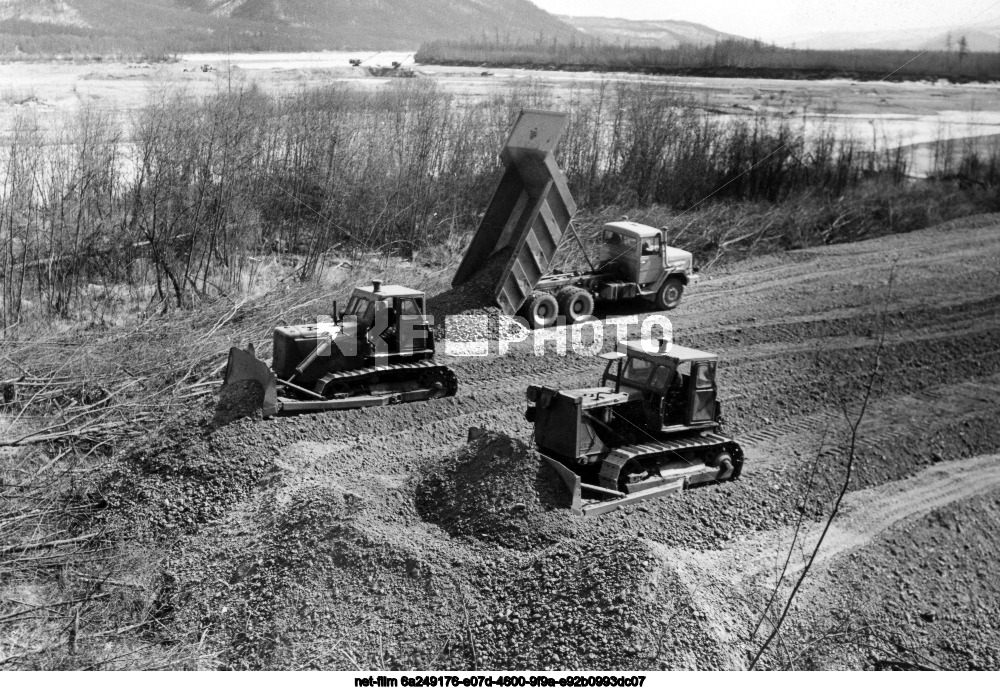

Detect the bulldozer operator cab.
[
  {"left": 602, "top": 341, "right": 720, "bottom": 430},
  {"left": 340, "top": 283, "right": 432, "bottom": 356}
]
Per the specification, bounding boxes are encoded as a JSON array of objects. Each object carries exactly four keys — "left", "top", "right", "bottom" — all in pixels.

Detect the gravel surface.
[
  {"left": 757, "top": 468, "right": 1000, "bottom": 670},
  {"left": 100, "top": 411, "right": 276, "bottom": 539},
  {"left": 86, "top": 214, "right": 1000, "bottom": 669},
  {"left": 416, "top": 432, "right": 571, "bottom": 549},
  {"left": 214, "top": 380, "right": 265, "bottom": 427}
]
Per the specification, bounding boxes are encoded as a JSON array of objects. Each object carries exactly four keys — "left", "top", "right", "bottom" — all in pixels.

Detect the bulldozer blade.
[
  {"left": 541, "top": 453, "right": 691, "bottom": 517},
  {"left": 222, "top": 346, "right": 279, "bottom": 419},
  {"left": 540, "top": 455, "right": 584, "bottom": 516}
]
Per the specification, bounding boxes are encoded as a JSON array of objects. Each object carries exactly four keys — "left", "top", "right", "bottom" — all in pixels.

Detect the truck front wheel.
[
  {"left": 654, "top": 277, "right": 684, "bottom": 310},
  {"left": 522, "top": 292, "right": 559, "bottom": 329}
]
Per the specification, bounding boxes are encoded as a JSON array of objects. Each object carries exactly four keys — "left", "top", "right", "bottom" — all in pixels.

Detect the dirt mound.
[
  {"left": 165, "top": 482, "right": 476, "bottom": 669},
  {"left": 415, "top": 432, "right": 571, "bottom": 549},
  {"left": 471, "top": 538, "right": 681, "bottom": 669},
  {"left": 427, "top": 248, "right": 511, "bottom": 318},
  {"left": 426, "top": 249, "right": 526, "bottom": 341},
  {"left": 776, "top": 485, "right": 1000, "bottom": 671},
  {"left": 99, "top": 411, "right": 276, "bottom": 538},
  {"left": 213, "top": 379, "right": 265, "bottom": 427}
]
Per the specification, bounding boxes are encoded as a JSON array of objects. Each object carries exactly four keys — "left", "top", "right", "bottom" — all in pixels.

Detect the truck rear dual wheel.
[
  {"left": 655, "top": 277, "right": 684, "bottom": 310},
  {"left": 521, "top": 291, "right": 559, "bottom": 329},
  {"left": 555, "top": 287, "right": 595, "bottom": 324}
]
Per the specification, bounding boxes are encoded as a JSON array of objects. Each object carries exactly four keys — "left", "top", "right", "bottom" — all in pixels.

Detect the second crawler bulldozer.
[
  {"left": 222, "top": 281, "right": 458, "bottom": 418},
  {"left": 526, "top": 340, "right": 744, "bottom": 515}
]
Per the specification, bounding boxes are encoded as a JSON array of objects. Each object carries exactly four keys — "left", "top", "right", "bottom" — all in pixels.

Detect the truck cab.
[{"left": 599, "top": 221, "right": 694, "bottom": 288}]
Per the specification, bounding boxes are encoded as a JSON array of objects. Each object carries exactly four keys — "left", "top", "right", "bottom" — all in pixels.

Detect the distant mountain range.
[
  {"left": 775, "top": 22, "right": 1000, "bottom": 52},
  {"left": 10, "top": 1, "right": 988, "bottom": 58},
  {"left": 558, "top": 15, "right": 740, "bottom": 49},
  {"left": 0, "top": 0, "right": 581, "bottom": 53}
]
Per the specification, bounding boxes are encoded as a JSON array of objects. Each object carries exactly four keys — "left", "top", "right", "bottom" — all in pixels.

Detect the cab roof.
[
  {"left": 353, "top": 284, "right": 424, "bottom": 299},
  {"left": 619, "top": 340, "right": 717, "bottom": 363},
  {"left": 603, "top": 221, "right": 662, "bottom": 239}
]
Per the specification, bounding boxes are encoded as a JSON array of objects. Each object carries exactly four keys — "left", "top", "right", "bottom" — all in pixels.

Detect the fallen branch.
[
  {"left": 0, "top": 532, "right": 99, "bottom": 555},
  {"left": 0, "top": 593, "right": 110, "bottom": 624},
  {"left": 0, "top": 618, "right": 156, "bottom": 667}
]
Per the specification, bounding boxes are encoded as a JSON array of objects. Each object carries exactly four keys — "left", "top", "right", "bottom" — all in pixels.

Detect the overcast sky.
[{"left": 530, "top": 1, "right": 1000, "bottom": 40}]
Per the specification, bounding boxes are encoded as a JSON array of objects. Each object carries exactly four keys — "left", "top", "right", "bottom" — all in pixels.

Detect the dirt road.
[{"left": 131, "top": 213, "right": 1000, "bottom": 669}]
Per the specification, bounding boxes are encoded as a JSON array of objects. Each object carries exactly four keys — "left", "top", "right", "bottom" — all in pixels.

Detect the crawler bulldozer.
[
  {"left": 222, "top": 281, "right": 457, "bottom": 418},
  {"left": 526, "top": 340, "right": 743, "bottom": 515}
]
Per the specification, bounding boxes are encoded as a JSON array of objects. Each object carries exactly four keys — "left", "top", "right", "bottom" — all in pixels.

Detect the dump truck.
[
  {"left": 525, "top": 339, "right": 743, "bottom": 516},
  {"left": 452, "top": 109, "right": 698, "bottom": 329},
  {"left": 222, "top": 281, "right": 458, "bottom": 418}
]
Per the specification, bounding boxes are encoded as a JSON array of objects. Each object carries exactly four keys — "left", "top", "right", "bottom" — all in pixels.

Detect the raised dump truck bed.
[
  {"left": 451, "top": 109, "right": 576, "bottom": 318},
  {"left": 452, "top": 110, "right": 697, "bottom": 329}
]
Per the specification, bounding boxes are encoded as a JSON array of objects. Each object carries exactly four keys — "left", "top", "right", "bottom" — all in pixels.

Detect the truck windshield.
[{"left": 603, "top": 230, "right": 637, "bottom": 251}]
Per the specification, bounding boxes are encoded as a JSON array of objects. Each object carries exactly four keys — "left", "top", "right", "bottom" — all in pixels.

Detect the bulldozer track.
[
  {"left": 314, "top": 359, "right": 458, "bottom": 396},
  {"left": 613, "top": 433, "right": 737, "bottom": 464},
  {"left": 599, "top": 433, "right": 739, "bottom": 490}
]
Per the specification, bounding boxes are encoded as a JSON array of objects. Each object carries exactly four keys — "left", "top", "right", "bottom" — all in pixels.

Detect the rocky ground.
[{"left": 91, "top": 213, "right": 1000, "bottom": 669}]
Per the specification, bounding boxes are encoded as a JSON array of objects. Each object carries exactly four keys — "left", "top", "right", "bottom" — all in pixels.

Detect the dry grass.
[
  {"left": 3, "top": 77, "right": 964, "bottom": 333},
  {"left": 0, "top": 264, "right": 400, "bottom": 669}
]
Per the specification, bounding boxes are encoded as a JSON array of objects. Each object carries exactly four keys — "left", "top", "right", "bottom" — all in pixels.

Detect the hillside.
[
  {"left": 0, "top": 0, "right": 581, "bottom": 54},
  {"left": 559, "top": 15, "right": 740, "bottom": 49},
  {"left": 777, "top": 23, "right": 1000, "bottom": 52}
]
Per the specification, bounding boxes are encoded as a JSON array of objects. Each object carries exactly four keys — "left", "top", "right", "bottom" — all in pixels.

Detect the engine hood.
[
  {"left": 555, "top": 385, "right": 644, "bottom": 409},
  {"left": 663, "top": 246, "right": 693, "bottom": 264}
]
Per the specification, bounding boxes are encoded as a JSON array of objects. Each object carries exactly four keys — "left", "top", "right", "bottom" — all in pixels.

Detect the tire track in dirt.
[
  {"left": 740, "top": 375, "right": 1000, "bottom": 457},
  {"left": 657, "top": 453, "right": 1000, "bottom": 668},
  {"left": 686, "top": 214, "right": 1000, "bottom": 308},
  {"left": 741, "top": 454, "right": 1000, "bottom": 581}
]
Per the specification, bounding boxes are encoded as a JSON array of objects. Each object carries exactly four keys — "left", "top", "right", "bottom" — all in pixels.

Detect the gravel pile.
[
  {"left": 442, "top": 313, "right": 530, "bottom": 345},
  {"left": 427, "top": 249, "right": 527, "bottom": 343},
  {"left": 415, "top": 432, "right": 571, "bottom": 549},
  {"left": 213, "top": 379, "right": 265, "bottom": 427},
  {"left": 165, "top": 481, "right": 475, "bottom": 670},
  {"left": 100, "top": 412, "right": 276, "bottom": 538},
  {"left": 471, "top": 539, "right": 674, "bottom": 669}
]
